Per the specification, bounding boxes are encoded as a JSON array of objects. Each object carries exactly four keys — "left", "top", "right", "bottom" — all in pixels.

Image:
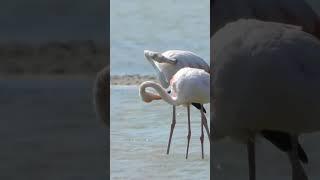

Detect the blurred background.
[
  {"left": 210, "top": 0, "right": 320, "bottom": 180},
  {"left": 0, "top": 0, "right": 108, "bottom": 179},
  {"left": 0, "top": 0, "right": 107, "bottom": 77},
  {"left": 2, "top": 0, "right": 320, "bottom": 179},
  {"left": 305, "top": 0, "right": 320, "bottom": 12}
]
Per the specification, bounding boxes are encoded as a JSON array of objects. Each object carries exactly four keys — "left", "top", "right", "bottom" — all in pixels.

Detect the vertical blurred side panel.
[
  {"left": 0, "top": 0, "right": 110, "bottom": 179},
  {"left": 210, "top": 1, "right": 215, "bottom": 180}
]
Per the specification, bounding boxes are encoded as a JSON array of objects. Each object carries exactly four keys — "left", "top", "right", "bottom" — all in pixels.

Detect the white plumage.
[{"left": 140, "top": 67, "right": 210, "bottom": 106}]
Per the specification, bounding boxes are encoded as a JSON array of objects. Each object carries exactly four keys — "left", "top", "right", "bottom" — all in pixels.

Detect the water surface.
[
  {"left": 0, "top": 79, "right": 107, "bottom": 179},
  {"left": 111, "top": 86, "right": 320, "bottom": 180},
  {"left": 110, "top": 0, "right": 210, "bottom": 75},
  {"left": 111, "top": 86, "right": 210, "bottom": 179}
]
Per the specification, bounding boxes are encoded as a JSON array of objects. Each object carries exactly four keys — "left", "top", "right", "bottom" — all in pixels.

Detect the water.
[
  {"left": 0, "top": 79, "right": 107, "bottom": 179},
  {"left": 110, "top": 0, "right": 210, "bottom": 75},
  {"left": 111, "top": 86, "right": 320, "bottom": 180},
  {"left": 110, "top": 1, "right": 320, "bottom": 179},
  {"left": 110, "top": 86, "right": 210, "bottom": 179},
  {"left": 109, "top": 0, "right": 320, "bottom": 76}
]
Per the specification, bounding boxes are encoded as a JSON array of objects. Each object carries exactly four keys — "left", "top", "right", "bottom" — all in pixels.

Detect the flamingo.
[
  {"left": 144, "top": 50, "right": 210, "bottom": 155},
  {"left": 212, "top": 19, "right": 320, "bottom": 180},
  {"left": 140, "top": 67, "right": 210, "bottom": 159}
]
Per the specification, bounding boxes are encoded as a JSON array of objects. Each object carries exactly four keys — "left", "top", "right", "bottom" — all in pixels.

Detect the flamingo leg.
[
  {"left": 247, "top": 138, "right": 256, "bottom": 180},
  {"left": 200, "top": 111, "right": 204, "bottom": 159},
  {"left": 186, "top": 105, "right": 191, "bottom": 159},
  {"left": 166, "top": 105, "right": 176, "bottom": 154},
  {"left": 200, "top": 105, "right": 211, "bottom": 143},
  {"left": 288, "top": 135, "right": 308, "bottom": 180}
]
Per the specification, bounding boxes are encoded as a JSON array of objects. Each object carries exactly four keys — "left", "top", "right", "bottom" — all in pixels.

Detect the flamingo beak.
[
  {"left": 144, "top": 99, "right": 152, "bottom": 103},
  {"left": 143, "top": 92, "right": 162, "bottom": 103},
  {"left": 150, "top": 93, "right": 161, "bottom": 100}
]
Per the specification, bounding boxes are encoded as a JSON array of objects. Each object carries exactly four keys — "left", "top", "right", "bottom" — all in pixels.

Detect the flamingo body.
[
  {"left": 213, "top": 19, "right": 320, "bottom": 138},
  {"left": 140, "top": 67, "right": 210, "bottom": 106},
  {"left": 211, "top": 0, "right": 320, "bottom": 38},
  {"left": 211, "top": 1, "right": 320, "bottom": 179},
  {"left": 170, "top": 67, "right": 210, "bottom": 105}
]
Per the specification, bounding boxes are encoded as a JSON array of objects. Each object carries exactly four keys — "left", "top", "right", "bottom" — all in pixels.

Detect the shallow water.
[
  {"left": 110, "top": 0, "right": 210, "bottom": 75},
  {"left": 110, "top": 86, "right": 210, "bottom": 179},
  {"left": 110, "top": 0, "right": 320, "bottom": 179},
  {"left": 0, "top": 79, "right": 107, "bottom": 179},
  {"left": 111, "top": 86, "right": 320, "bottom": 180}
]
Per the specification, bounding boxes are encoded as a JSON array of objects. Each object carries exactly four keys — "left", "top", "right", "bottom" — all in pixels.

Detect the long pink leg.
[
  {"left": 166, "top": 105, "right": 176, "bottom": 154},
  {"left": 186, "top": 105, "right": 191, "bottom": 159},
  {"left": 200, "top": 106, "right": 211, "bottom": 143}
]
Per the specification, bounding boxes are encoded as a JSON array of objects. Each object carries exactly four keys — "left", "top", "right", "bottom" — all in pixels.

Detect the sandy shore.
[
  {"left": 0, "top": 41, "right": 157, "bottom": 85},
  {"left": 0, "top": 41, "right": 159, "bottom": 85},
  {"left": 0, "top": 40, "right": 106, "bottom": 76},
  {"left": 111, "top": 74, "right": 158, "bottom": 85},
  {"left": 1, "top": 74, "right": 158, "bottom": 85}
]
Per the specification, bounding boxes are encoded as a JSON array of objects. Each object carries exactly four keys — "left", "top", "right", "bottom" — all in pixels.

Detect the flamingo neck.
[
  {"left": 144, "top": 52, "right": 169, "bottom": 87},
  {"left": 139, "top": 81, "right": 178, "bottom": 106}
]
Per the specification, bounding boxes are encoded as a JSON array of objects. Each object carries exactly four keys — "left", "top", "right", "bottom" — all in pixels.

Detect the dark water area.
[
  {"left": 0, "top": 80, "right": 107, "bottom": 179},
  {"left": 0, "top": 16, "right": 107, "bottom": 43}
]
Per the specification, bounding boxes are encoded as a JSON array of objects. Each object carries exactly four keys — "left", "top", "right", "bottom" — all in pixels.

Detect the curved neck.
[
  {"left": 139, "top": 81, "right": 178, "bottom": 106},
  {"left": 144, "top": 51, "right": 169, "bottom": 87}
]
